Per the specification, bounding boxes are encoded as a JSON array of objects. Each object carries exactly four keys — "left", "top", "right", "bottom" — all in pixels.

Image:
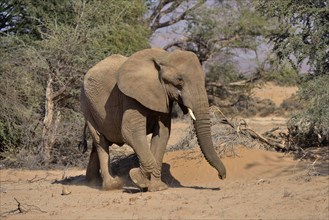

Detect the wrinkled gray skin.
[{"left": 80, "top": 48, "right": 226, "bottom": 191}]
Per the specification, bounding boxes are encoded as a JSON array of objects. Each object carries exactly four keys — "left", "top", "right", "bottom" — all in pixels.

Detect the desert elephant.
[{"left": 80, "top": 48, "right": 226, "bottom": 192}]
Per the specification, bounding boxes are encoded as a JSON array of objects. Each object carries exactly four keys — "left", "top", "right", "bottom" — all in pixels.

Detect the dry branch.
[
  {"left": 149, "top": 0, "right": 206, "bottom": 31},
  {"left": 211, "top": 106, "right": 287, "bottom": 154},
  {"left": 28, "top": 175, "right": 49, "bottom": 183},
  {"left": 169, "top": 105, "right": 288, "bottom": 158},
  {"left": 207, "top": 75, "right": 261, "bottom": 88},
  {"left": 0, "top": 197, "right": 47, "bottom": 217},
  {"left": 243, "top": 127, "right": 286, "bottom": 150}
]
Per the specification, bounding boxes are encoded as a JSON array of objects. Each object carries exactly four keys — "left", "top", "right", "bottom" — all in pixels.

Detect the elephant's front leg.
[
  {"left": 148, "top": 114, "right": 171, "bottom": 192},
  {"left": 122, "top": 109, "right": 159, "bottom": 190}
]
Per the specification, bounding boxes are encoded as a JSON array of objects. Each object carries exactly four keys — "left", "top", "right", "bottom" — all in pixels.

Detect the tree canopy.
[
  {"left": 256, "top": 0, "right": 329, "bottom": 75},
  {"left": 256, "top": 0, "right": 329, "bottom": 147},
  {"left": 0, "top": 0, "right": 150, "bottom": 165},
  {"left": 1, "top": 0, "right": 76, "bottom": 39}
]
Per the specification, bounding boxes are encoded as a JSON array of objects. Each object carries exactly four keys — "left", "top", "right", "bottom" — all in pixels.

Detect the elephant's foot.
[
  {"left": 129, "top": 168, "right": 150, "bottom": 189},
  {"left": 102, "top": 176, "right": 123, "bottom": 190},
  {"left": 148, "top": 179, "right": 168, "bottom": 192},
  {"left": 86, "top": 178, "right": 101, "bottom": 188},
  {"left": 86, "top": 174, "right": 102, "bottom": 187}
]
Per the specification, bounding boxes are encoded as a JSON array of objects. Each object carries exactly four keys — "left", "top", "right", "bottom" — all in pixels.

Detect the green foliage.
[
  {"left": 256, "top": 0, "right": 329, "bottom": 75},
  {"left": 1, "top": 0, "right": 76, "bottom": 39},
  {"left": 206, "top": 59, "right": 242, "bottom": 85},
  {"left": 186, "top": 1, "right": 270, "bottom": 77},
  {"left": 257, "top": 0, "right": 329, "bottom": 148},
  {"left": 263, "top": 62, "right": 300, "bottom": 86},
  {"left": 0, "top": 0, "right": 150, "bottom": 166},
  {"left": 0, "top": 36, "right": 43, "bottom": 156},
  {"left": 288, "top": 75, "right": 329, "bottom": 147},
  {"left": 186, "top": 0, "right": 269, "bottom": 56},
  {"left": 185, "top": 1, "right": 271, "bottom": 113}
]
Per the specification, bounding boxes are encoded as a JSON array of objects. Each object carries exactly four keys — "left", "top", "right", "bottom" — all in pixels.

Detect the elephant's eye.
[
  {"left": 176, "top": 76, "right": 184, "bottom": 89},
  {"left": 176, "top": 82, "right": 183, "bottom": 91}
]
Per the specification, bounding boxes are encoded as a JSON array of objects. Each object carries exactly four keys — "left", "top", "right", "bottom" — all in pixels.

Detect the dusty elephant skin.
[{"left": 80, "top": 48, "right": 226, "bottom": 191}]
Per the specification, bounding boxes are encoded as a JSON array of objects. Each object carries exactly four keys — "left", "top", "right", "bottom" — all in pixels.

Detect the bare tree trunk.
[{"left": 41, "top": 76, "right": 61, "bottom": 163}]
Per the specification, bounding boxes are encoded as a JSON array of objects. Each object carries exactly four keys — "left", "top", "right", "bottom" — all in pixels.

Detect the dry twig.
[
  {"left": 210, "top": 106, "right": 288, "bottom": 153},
  {"left": 169, "top": 106, "right": 288, "bottom": 157},
  {"left": 28, "top": 175, "right": 49, "bottom": 183},
  {"left": 0, "top": 197, "right": 47, "bottom": 217}
]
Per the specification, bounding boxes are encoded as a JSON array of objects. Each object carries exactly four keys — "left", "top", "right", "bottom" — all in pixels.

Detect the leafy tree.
[
  {"left": 0, "top": 35, "right": 44, "bottom": 163},
  {"left": 256, "top": 0, "right": 329, "bottom": 147},
  {"left": 172, "top": 0, "right": 273, "bottom": 114},
  {"left": 0, "top": 0, "right": 76, "bottom": 39},
  {"left": 256, "top": 0, "right": 329, "bottom": 76},
  {"left": 182, "top": 0, "right": 269, "bottom": 62},
  {"left": 0, "top": 0, "right": 150, "bottom": 165},
  {"left": 147, "top": 0, "right": 292, "bottom": 116},
  {"left": 287, "top": 74, "right": 329, "bottom": 147}
]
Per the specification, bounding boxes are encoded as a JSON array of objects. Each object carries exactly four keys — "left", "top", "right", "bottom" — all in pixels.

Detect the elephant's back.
[
  {"left": 81, "top": 54, "right": 127, "bottom": 122},
  {"left": 85, "top": 55, "right": 127, "bottom": 86},
  {"left": 89, "top": 54, "right": 127, "bottom": 73},
  {"left": 83, "top": 55, "right": 127, "bottom": 97}
]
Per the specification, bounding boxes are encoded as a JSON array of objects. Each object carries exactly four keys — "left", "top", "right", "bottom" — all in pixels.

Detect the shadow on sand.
[{"left": 52, "top": 154, "right": 221, "bottom": 192}]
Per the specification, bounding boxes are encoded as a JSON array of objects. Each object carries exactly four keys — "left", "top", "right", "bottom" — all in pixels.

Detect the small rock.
[{"left": 61, "top": 186, "right": 71, "bottom": 196}]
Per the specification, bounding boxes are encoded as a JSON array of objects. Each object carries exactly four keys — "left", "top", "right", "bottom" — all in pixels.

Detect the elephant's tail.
[{"left": 78, "top": 122, "right": 88, "bottom": 153}]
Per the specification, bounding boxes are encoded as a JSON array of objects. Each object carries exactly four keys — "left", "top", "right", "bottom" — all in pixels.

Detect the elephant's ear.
[{"left": 117, "top": 49, "right": 170, "bottom": 113}]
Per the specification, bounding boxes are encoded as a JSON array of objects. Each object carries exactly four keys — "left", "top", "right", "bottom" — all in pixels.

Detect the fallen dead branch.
[
  {"left": 0, "top": 197, "right": 47, "bottom": 217},
  {"left": 28, "top": 174, "right": 49, "bottom": 183},
  {"left": 207, "top": 75, "right": 261, "bottom": 88},
  {"left": 169, "top": 106, "right": 289, "bottom": 156},
  {"left": 241, "top": 125, "right": 286, "bottom": 150},
  {"left": 210, "top": 106, "right": 288, "bottom": 152}
]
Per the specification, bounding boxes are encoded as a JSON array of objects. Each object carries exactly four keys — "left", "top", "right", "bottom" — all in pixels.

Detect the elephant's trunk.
[{"left": 192, "top": 88, "right": 226, "bottom": 179}]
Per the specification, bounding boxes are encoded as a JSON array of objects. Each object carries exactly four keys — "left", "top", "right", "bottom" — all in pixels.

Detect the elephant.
[{"left": 80, "top": 48, "right": 226, "bottom": 192}]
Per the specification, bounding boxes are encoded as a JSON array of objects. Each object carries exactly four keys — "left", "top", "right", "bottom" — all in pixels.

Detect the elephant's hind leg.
[
  {"left": 86, "top": 142, "right": 101, "bottom": 185},
  {"left": 87, "top": 121, "right": 122, "bottom": 190}
]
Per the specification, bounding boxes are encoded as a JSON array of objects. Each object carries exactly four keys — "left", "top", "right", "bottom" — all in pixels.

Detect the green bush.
[
  {"left": 279, "top": 94, "right": 303, "bottom": 113},
  {"left": 0, "top": 1, "right": 150, "bottom": 167},
  {"left": 263, "top": 63, "right": 300, "bottom": 86},
  {"left": 287, "top": 75, "right": 329, "bottom": 148}
]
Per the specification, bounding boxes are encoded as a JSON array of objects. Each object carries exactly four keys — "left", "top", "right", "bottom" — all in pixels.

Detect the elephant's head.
[{"left": 117, "top": 48, "right": 226, "bottom": 179}]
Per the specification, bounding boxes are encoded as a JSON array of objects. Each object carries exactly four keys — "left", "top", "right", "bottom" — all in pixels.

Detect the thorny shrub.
[{"left": 287, "top": 75, "right": 329, "bottom": 148}]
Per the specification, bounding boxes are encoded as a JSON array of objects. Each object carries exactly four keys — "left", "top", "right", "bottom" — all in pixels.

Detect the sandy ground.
[
  {"left": 1, "top": 83, "right": 328, "bottom": 220},
  {"left": 251, "top": 82, "right": 298, "bottom": 106},
  {"left": 1, "top": 120, "right": 328, "bottom": 220}
]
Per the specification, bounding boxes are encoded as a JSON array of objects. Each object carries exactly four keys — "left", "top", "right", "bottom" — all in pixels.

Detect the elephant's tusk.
[{"left": 188, "top": 108, "right": 196, "bottom": 121}]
